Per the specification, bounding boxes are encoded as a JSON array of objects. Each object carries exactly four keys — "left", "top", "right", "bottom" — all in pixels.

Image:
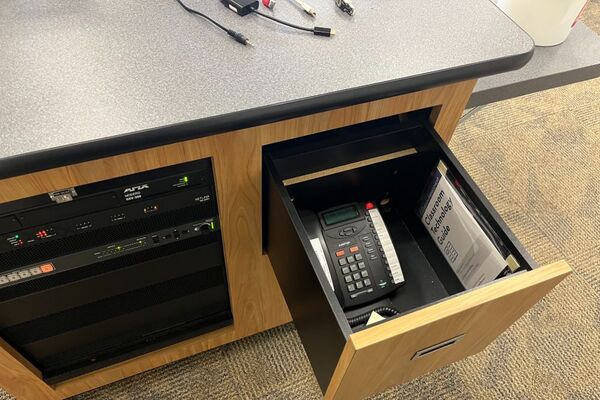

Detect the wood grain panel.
[
  {"left": 325, "top": 261, "right": 572, "bottom": 400},
  {"left": 0, "top": 80, "right": 476, "bottom": 399},
  {"left": 0, "top": 339, "right": 59, "bottom": 400},
  {"left": 430, "top": 79, "right": 477, "bottom": 142}
]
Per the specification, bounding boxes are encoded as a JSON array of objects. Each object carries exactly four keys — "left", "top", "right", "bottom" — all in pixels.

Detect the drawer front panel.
[{"left": 325, "top": 261, "right": 571, "bottom": 400}]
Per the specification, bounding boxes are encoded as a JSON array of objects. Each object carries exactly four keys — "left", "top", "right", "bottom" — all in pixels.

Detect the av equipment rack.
[{"left": 0, "top": 159, "right": 231, "bottom": 383}]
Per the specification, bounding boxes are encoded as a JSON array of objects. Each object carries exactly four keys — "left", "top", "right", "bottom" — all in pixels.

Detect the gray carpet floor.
[{"left": 2, "top": 3, "right": 599, "bottom": 400}]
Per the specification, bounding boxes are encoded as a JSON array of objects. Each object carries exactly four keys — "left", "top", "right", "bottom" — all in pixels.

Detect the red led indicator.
[
  {"left": 35, "top": 229, "right": 51, "bottom": 239},
  {"left": 365, "top": 202, "right": 376, "bottom": 210}
]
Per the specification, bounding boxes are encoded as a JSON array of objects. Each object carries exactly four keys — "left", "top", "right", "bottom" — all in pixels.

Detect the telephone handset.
[{"left": 300, "top": 202, "right": 405, "bottom": 309}]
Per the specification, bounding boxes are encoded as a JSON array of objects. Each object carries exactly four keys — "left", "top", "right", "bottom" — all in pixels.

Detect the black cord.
[
  {"left": 347, "top": 306, "right": 400, "bottom": 328},
  {"left": 175, "top": 0, "right": 252, "bottom": 45},
  {"left": 252, "top": 9, "right": 312, "bottom": 32},
  {"left": 176, "top": 0, "right": 228, "bottom": 31},
  {"left": 252, "top": 9, "right": 335, "bottom": 36}
]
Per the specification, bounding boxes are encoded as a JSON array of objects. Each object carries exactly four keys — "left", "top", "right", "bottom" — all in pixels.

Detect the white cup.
[{"left": 497, "top": 0, "right": 589, "bottom": 46}]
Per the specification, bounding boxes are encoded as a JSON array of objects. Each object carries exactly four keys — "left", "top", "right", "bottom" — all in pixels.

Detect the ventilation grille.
[
  {"left": 42, "top": 307, "right": 231, "bottom": 381},
  {"left": 3, "top": 265, "right": 226, "bottom": 345},
  {"left": 0, "top": 204, "right": 210, "bottom": 272}
]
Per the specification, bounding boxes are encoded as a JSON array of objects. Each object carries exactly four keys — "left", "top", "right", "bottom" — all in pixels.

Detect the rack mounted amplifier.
[{"left": 0, "top": 158, "right": 231, "bottom": 383}]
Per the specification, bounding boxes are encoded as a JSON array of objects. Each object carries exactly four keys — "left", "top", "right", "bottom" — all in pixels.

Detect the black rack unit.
[{"left": 0, "top": 159, "right": 232, "bottom": 383}]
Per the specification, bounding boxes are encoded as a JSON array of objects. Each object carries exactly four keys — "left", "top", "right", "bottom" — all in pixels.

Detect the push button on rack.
[
  {"left": 348, "top": 284, "right": 356, "bottom": 292},
  {"left": 341, "top": 266, "right": 350, "bottom": 274},
  {"left": 18, "top": 270, "right": 31, "bottom": 279},
  {"left": 40, "top": 264, "right": 55, "bottom": 273},
  {"left": 355, "top": 253, "right": 363, "bottom": 261},
  {"left": 338, "top": 258, "right": 347, "bottom": 266},
  {"left": 346, "top": 255, "right": 355, "bottom": 263},
  {"left": 358, "top": 262, "right": 366, "bottom": 269}
]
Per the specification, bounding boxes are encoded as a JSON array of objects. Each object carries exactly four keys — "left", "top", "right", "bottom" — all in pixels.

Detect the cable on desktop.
[
  {"left": 220, "top": 0, "right": 334, "bottom": 37},
  {"left": 251, "top": 8, "right": 335, "bottom": 36},
  {"left": 175, "top": 0, "right": 253, "bottom": 46}
]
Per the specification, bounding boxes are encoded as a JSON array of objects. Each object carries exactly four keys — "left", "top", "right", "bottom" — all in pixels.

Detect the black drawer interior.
[{"left": 265, "top": 113, "right": 535, "bottom": 324}]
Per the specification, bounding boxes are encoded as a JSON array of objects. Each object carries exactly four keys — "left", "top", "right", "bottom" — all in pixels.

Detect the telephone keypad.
[
  {"left": 331, "top": 224, "right": 394, "bottom": 305},
  {"left": 335, "top": 246, "right": 372, "bottom": 289}
]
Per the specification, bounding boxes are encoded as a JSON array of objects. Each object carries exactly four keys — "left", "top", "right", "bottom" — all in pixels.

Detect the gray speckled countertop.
[{"left": 0, "top": 0, "right": 533, "bottom": 178}]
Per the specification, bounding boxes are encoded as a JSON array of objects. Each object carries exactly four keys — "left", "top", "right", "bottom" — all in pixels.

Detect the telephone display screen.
[{"left": 323, "top": 205, "right": 359, "bottom": 226}]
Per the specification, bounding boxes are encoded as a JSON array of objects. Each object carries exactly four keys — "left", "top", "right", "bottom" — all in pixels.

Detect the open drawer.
[{"left": 262, "top": 114, "right": 571, "bottom": 400}]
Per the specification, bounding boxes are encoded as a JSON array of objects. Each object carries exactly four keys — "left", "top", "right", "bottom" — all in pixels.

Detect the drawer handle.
[{"left": 411, "top": 334, "right": 464, "bottom": 360}]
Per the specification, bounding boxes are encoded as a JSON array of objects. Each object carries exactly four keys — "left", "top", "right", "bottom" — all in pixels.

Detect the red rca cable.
[{"left": 262, "top": 0, "right": 276, "bottom": 9}]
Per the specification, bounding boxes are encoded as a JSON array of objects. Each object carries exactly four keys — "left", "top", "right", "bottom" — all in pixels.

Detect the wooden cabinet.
[{"left": 5, "top": 79, "right": 559, "bottom": 400}]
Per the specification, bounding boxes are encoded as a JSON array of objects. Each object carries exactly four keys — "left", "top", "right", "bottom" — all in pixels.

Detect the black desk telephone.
[{"left": 300, "top": 202, "right": 405, "bottom": 309}]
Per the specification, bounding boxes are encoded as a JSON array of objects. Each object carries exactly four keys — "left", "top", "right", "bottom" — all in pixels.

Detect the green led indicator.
[
  {"left": 210, "top": 221, "right": 215, "bottom": 230},
  {"left": 117, "top": 246, "right": 122, "bottom": 251},
  {"left": 183, "top": 176, "right": 189, "bottom": 183},
  {"left": 14, "top": 234, "right": 19, "bottom": 239}
]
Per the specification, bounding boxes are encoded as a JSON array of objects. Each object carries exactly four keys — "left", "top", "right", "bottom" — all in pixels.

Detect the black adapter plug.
[{"left": 221, "top": 0, "right": 259, "bottom": 16}]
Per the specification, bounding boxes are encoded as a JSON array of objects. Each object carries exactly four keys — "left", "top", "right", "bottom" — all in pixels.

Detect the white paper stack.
[{"left": 418, "top": 162, "right": 507, "bottom": 289}]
